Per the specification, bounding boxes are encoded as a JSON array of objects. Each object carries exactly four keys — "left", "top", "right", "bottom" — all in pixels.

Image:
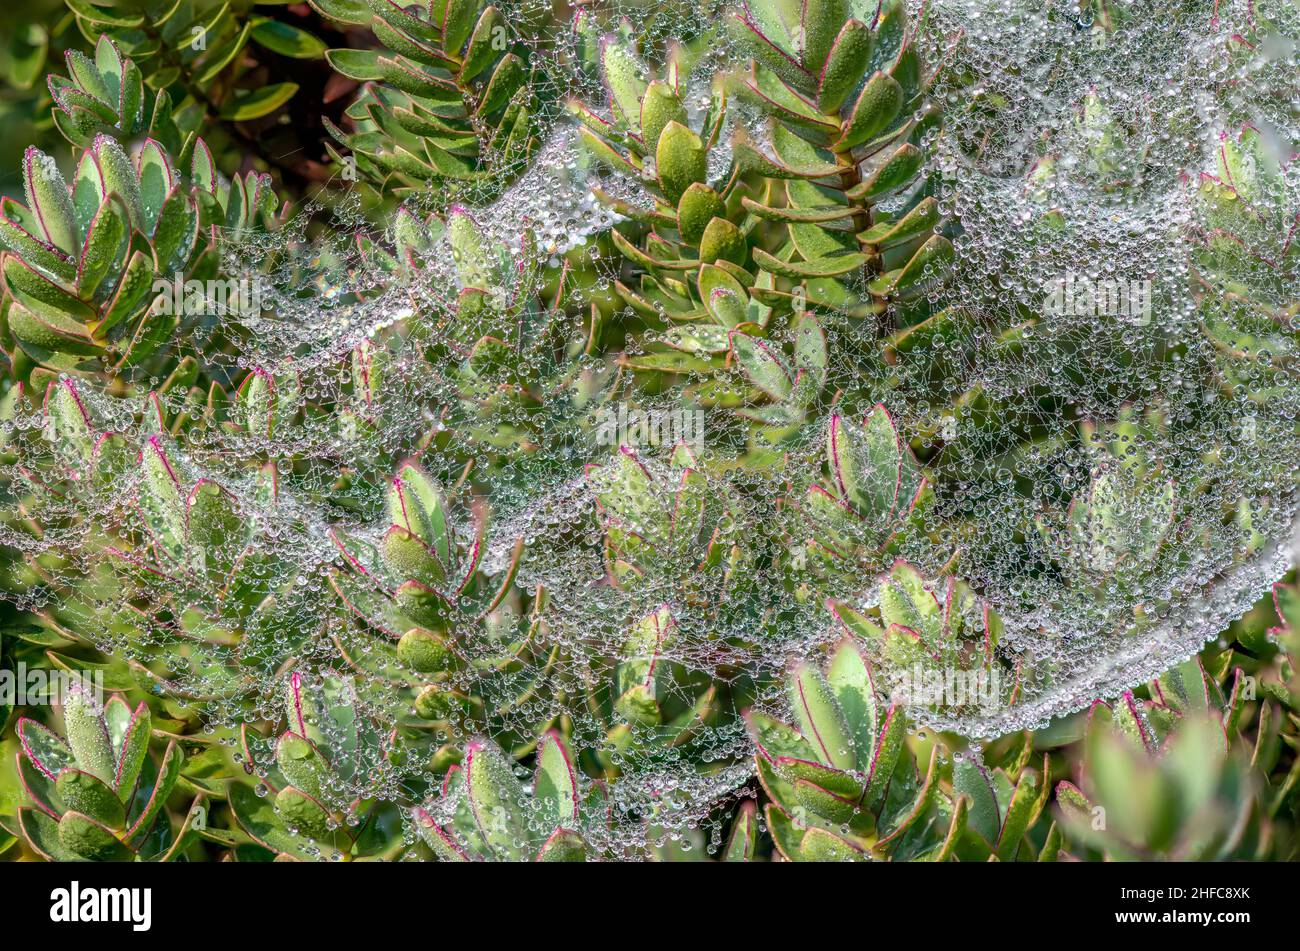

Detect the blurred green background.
[{"left": 0, "top": 1, "right": 76, "bottom": 199}]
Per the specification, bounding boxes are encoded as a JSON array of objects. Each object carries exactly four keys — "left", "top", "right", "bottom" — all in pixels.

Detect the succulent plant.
[
  {"left": 577, "top": 0, "right": 948, "bottom": 342},
  {"left": 749, "top": 625, "right": 1054, "bottom": 862},
  {"left": 0, "top": 0, "right": 1296, "bottom": 871},
  {"left": 800, "top": 405, "right": 932, "bottom": 586},
  {"left": 585, "top": 442, "right": 738, "bottom": 594},
  {"left": 748, "top": 639, "right": 917, "bottom": 859},
  {"left": 828, "top": 561, "right": 1018, "bottom": 717},
  {"left": 61, "top": 1, "right": 319, "bottom": 134},
  {"left": 228, "top": 671, "right": 405, "bottom": 860},
  {"left": 328, "top": 456, "right": 529, "bottom": 725},
  {"left": 321, "top": 0, "right": 542, "bottom": 204},
  {"left": 17, "top": 376, "right": 309, "bottom": 702},
  {"left": 580, "top": 603, "right": 744, "bottom": 783},
  {"left": 49, "top": 36, "right": 189, "bottom": 151},
  {"left": 0, "top": 80, "right": 281, "bottom": 378},
  {"left": 1032, "top": 407, "right": 1192, "bottom": 609},
  {"left": 1041, "top": 567, "right": 1300, "bottom": 862},
  {"left": 1055, "top": 685, "right": 1258, "bottom": 860},
  {"left": 412, "top": 730, "right": 601, "bottom": 860},
  {"left": 1192, "top": 123, "right": 1299, "bottom": 402},
  {"left": 352, "top": 205, "right": 616, "bottom": 472},
  {"left": 14, "top": 685, "right": 188, "bottom": 861}
]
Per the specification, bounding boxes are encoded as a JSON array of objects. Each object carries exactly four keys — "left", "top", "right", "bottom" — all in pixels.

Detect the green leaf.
[
  {"left": 846, "top": 143, "right": 923, "bottom": 201},
  {"left": 462, "top": 7, "right": 504, "bottom": 82},
  {"left": 743, "top": 64, "right": 838, "bottom": 134},
  {"left": 228, "top": 780, "right": 317, "bottom": 858},
  {"left": 0, "top": 199, "right": 75, "bottom": 283},
  {"left": 677, "top": 183, "right": 726, "bottom": 246},
  {"left": 443, "top": 0, "right": 481, "bottom": 53},
  {"left": 18, "top": 807, "right": 80, "bottom": 861},
  {"left": 77, "top": 195, "right": 128, "bottom": 298},
  {"left": 615, "top": 607, "right": 671, "bottom": 715},
  {"left": 723, "top": 801, "right": 758, "bottom": 861},
  {"left": 150, "top": 189, "right": 199, "bottom": 271},
  {"left": 826, "top": 639, "right": 878, "bottom": 759},
  {"left": 466, "top": 740, "right": 529, "bottom": 858},
  {"left": 17, "top": 717, "right": 75, "bottom": 780},
  {"left": 46, "top": 652, "right": 137, "bottom": 693},
  {"left": 93, "top": 34, "right": 126, "bottom": 92},
  {"left": 22, "top": 148, "right": 78, "bottom": 254},
  {"left": 741, "top": 195, "right": 854, "bottom": 224},
  {"left": 97, "top": 250, "right": 156, "bottom": 336},
  {"left": 764, "top": 802, "right": 808, "bottom": 861},
  {"left": 1038, "top": 820, "right": 1062, "bottom": 861},
  {"left": 105, "top": 697, "right": 150, "bottom": 798},
  {"left": 219, "top": 83, "right": 299, "bottom": 121},
  {"left": 7, "top": 301, "right": 92, "bottom": 354},
  {"left": 396, "top": 627, "right": 454, "bottom": 673},
  {"left": 829, "top": 407, "right": 902, "bottom": 522},
  {"left": 862, "top": 705, "right": 906, "bottom": 809},
  {"left": 141, "top": 437, "right": 185, "bottom": 559},
  {"left": 63, "top": 686, "right": 117, "bottom": 783},
  {"left": 730, "top": 331, "right": 793, "bottom": 400},
  {"left": 751, "top": 247, "right": 866, "bottom": 278},
  {"left": 770, "top": 123, "right": 841, "bottom": 177},
  {"left": 640, "top": 81, "right": 687, "bottom": 152},
  {"left": 800, "top": 0, "right": 851, "bottom": 75},
  {"left": 477, "top": 53, "right": 524, "bottom": 116},
  {"left": 601, "top": 40, "right": 648, "bottom": 130},
  {"left": 868, "top": 234, "right": 953, "bottom": 296},
  {"left": 698, "top": 217, "right": 747, "bottom": 266},
  {"left": 383, "top": 526, "right": 448, "bottom": 589},
  {"left": 44, "top": 377, "right": 94, "bottom": 461},
  {"left": 124, "top": 739, "right": 183, "bottom": 844},
  {"left": 698, "top": 263, "right": 746, "bottom": 319},
  {"left": 312, "top": 0, "right": 369, "bottom": 24},
  {"left": 789, "top": 219, "right": 854, "bottom": 261},
  {"left": 325, "top": 48, "right": 382, "bottom": 81},
  {"left": 58, "top": 810, "right": 134, "bottom": 861},
  {"left": 578, "top": 126, "right": 640, "bottom": 178},
  {"left": 447, "top": 208, "right": 492, "bottom": 288},
  {"left": 788, "top": 661, "right": 855, "bottom": 770},
  {"left": 533, "top": 731, "right": 578, "bottom": 829},
  {"left": 187, "top": 479, "right": 244, "bottom": 580},
  {"left": 250, "top": 18, "right": 327, "bottom": 58},
  {"left": 879, "top": 564, "right": 944, "bottom": 649},
  {"left": 835, "top": 71, "right": 904, "bottom": 151},
  {"left": 387, "top": 461, "right": 453, "bottom": 565},
  {"left": 55, "top": 769, "right": 126, "bottom": 828},
  {"left": 748, "top": 710, "right": 818, "bottom": 767},
  {"left": 7, "top": 23, "right": 48, "bottom": 90},
  {"left": 65, "top": 48, "right": 111, "bottom": 103},
  {"left": 535, "top": 828, "right": 586, "bottom": 861},
  {"left": 953, "top": 757, "right": 1000, "bottom": 845},
  {"left": 801, "top": 826, "right": 867, "bottom": 860},
  {"left": 996, "top": 769, "right": 1039, "bottom": 860},
  {"left": 275, "top": 786, "right": 336, "bottom": 841},
  {"left": 794, "top": 776, "right": 864, "bottom": 825},
  {"left": 93, "top": 136, "right": 143, "bottom": 229},
  {"left": 656, "top": 121, "right": 707, "bottom": 204},
  {"left": 136, "top": 139, "right": 176, "bottom": 233},
  {"left": 197, "top": 22, "right": 253, "bottom": 85},
  {"left": 818, "top": 18, "right": 873, "bottom": 113},
  {"left": 4, "top": 254, "right": 95, "bottom": 326},
  {"left": 276, "top": 732, "right": 332, "bottom": 801},
  {"left": 727, "top": 9, "right": 804, "bottom": 90},
  {"left": 858, "top": 196, "right": 939, "bottom": 247}
]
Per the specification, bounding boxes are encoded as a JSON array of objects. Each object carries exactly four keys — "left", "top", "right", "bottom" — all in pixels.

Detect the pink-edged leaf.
[{"left": 533, "top": 729, "right": 579, "bottom": 827}]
